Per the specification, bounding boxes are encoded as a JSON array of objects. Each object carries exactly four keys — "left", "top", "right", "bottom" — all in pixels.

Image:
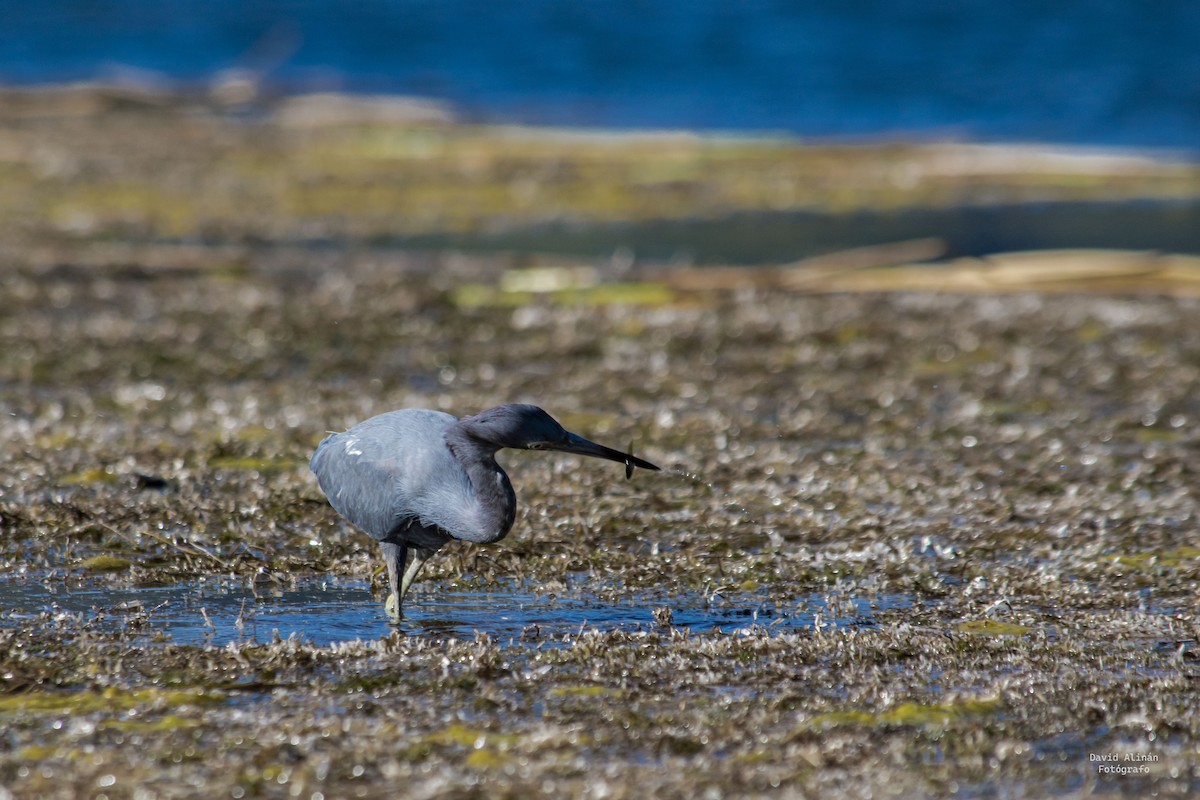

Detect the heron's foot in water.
[{"left": 385, "top": 592, "right": 402, "bottom": 621}]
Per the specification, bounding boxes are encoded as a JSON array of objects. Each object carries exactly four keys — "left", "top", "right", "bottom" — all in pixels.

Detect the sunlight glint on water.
[{"left": 0, "top": 575, "right": 910, "bottom": 647}]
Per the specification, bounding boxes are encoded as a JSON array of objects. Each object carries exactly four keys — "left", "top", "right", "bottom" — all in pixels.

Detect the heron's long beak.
[{"left": 545, "top": 432, "right": 660, "bottom": 475}]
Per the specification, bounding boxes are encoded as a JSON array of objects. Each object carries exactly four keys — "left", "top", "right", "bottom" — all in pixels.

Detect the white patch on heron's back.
[{"left": 343, "top": 437, "right": 364, "bottom": 457}]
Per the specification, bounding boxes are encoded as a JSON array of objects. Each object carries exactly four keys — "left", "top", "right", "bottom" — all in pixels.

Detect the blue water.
[
  {"left": 2, "top": 1, "right": 1198, "bottom": 151},
  {"left": 0, "top": 575, "right": 910, "bottom": 646}
]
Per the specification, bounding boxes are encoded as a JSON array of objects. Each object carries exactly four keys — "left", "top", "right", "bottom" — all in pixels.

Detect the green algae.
[
  {"left": 58, "top": 467, "right": 119, "bottom": 486},
  {"left": 425, "top": 723, "right": 521, "bottom": 751},
  {"left": 451, "top": 284, "right": 535, "bottom": 309},
  {"left": 464, "top": 747, "right": 514, "bottom": 769},
  {"left": 0, "top": 688, "right": 222, "bottom": 716},
  {"left": 1110, "top": 547, "right": 1200, "bottom": 571},
  {"left": 804, "top": 709, "right": 877, "bottom": 728},
  {"left": 76, "top": 555, "right": 134, "bottom": 573},
  {"left": 806, "top": 699, "right": 1002, "bottom": 731},
  {"left": 100, "top": 713, "right": 204, "bottom": 734},
  {"left": 956, "top": 620, "right": 1034, "bottom": 637},
  {"left": 451, "top": 280, "right": 675, "bottom": 309}
]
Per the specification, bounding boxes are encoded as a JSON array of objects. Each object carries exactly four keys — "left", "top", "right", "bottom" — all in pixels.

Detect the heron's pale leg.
[
  {"left": 399, "top": 547, "right": 436, "bottom": 602},
  {"left": 380, "top": 541, "right": 407, "bottom": 620}
]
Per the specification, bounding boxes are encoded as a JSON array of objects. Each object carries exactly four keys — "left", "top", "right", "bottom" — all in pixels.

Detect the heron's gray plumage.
[
  {"left": 309, "top": 403, "right": 659, "bottom": 618},
  {"left": 310, "top": 408, "right": 511, "bottom": 548}
]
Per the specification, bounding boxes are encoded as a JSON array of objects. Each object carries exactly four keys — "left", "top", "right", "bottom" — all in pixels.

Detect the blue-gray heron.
[{"left": 310, "top": 404, "right": 659, "bottom": 618}]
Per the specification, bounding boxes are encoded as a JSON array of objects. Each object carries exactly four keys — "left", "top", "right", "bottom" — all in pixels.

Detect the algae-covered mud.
[{"left": 1, "top": 96, "right": 1199, "bottom": 798}]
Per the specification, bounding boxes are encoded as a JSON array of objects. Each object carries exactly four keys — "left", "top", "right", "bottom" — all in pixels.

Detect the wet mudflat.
[
  {"left": 1, "top": 97, "right": 1199, "bottom": 798},
  {"left": 3, "top": 254, "right": 1198, "bottom": 799}
]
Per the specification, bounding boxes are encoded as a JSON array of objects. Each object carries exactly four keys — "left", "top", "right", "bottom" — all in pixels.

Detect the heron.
[{"left": 310, "top": 403, "right": 659, "bottom": 618}]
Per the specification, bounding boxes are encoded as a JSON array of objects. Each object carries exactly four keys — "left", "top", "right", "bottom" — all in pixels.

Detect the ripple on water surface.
[{"left": 0, "top": 575, "right": 912, "bottom": 646}]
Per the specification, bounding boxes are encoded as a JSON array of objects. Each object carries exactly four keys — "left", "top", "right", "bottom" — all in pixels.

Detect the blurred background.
[
  {"left": 2, "top": 0, "right": 1198, "bottom": 150},
  {"left": 2, "top": 2, "right": 1199, "bottom": 269}
]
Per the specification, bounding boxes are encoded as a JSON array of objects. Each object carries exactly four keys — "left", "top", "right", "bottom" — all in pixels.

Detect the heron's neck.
[{"left": 444, "top": 424, "right": 517, "bottom": 544}]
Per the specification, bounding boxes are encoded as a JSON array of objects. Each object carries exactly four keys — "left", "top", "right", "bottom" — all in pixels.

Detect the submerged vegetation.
[{"left": 0, "top": 90, "right": 1198, "bottom": 797}]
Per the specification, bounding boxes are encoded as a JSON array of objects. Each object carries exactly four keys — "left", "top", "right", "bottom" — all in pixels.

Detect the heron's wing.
[
  {"left": 311, "top": 431, "right": 411, "bottom": 539},
  {"left": 310, "top": 409, "right": 467, "bottom": 543}
]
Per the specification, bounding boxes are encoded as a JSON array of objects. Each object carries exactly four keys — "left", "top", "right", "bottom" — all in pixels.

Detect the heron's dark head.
[
  {"left": 460, "top": 404, "right": 659, "bottom": 474},
  {"left": 461, "top": 404, "right": 567, "bottom": 449}
]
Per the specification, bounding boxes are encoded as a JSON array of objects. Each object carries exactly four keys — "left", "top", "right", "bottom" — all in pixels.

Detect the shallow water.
[{"left": 0, "top": 575, "right": 911, "bottom": 647}]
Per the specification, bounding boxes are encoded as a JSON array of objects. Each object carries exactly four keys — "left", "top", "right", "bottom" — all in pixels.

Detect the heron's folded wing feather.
[
  {"left": 310, "top": 409, "right": 478, "bottom": 542},
  {"left": 310, "top": 431, "right": 414, "bottom": 539}
]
